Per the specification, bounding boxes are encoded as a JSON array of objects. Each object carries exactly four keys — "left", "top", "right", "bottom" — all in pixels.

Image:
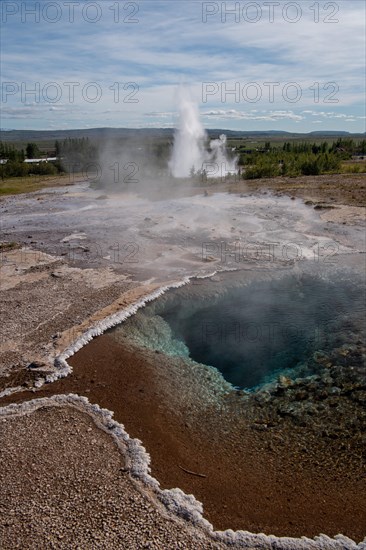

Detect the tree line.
[
  {"left": 1, "top": 136, "right": 365, "bottom": 180},
  {"left": 238, "top": 139, "right": 366, "bottom": 179},
  {"left": 0, "top": 138, "right": 96, "bottom": 179}
]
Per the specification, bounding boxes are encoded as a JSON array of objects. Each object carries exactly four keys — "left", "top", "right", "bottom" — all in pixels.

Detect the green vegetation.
[
  {"left": 0, "top": 158, "right": 60, "bottom": 178},
  {"left": 0, "top": 141, "right": 60, "bottom": 179},
  {"left": 0, "top": 137, "right": 97, "bottom": 180},
  {"left": 26, "top": 142, "right": 41, "bottom": 159},
  {"left": 0, "top": 141, "right": 25, "bottom": 162},
  {"left": 55, "top": 137, "right": 97, "bottom": 169},
  {"left": 341, "top": 163, "right": 366, "bottom": 174},
  {"left": 0, "top": 135, "right": 365, "bottom": 193},
  {"left": 0, "top": 174, "right": 70, "bottom": 196},
  {"left": 237, "top": 139, "right": 366, "bottom": 179}
]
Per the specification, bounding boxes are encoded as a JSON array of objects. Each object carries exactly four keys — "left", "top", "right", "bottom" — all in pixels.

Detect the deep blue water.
[{"left": 161, "top": 274, "right": 364, "bottom": 389}]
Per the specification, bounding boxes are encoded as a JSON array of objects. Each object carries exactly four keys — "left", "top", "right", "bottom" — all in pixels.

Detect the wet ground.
[
  {"left": 1, "top": 181, "right": 364, "bottom": 283},
  {"left": 0, "top": 178, "right": 365, "bottom": 546}
]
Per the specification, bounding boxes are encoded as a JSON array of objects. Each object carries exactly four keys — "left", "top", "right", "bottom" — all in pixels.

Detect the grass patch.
[
  {"left": 0, "top": 174, "right": 71, "bottom": 196},
  {"left": 340, "top": 163, "right": 366, "bottom": 174}
]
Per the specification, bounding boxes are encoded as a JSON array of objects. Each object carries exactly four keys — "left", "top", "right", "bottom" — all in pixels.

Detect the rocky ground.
[
  {"left": 0, "top": 174, "right": 365, "bottom": 549},
  {"left": 225, "top": 173, "right": 366, "bottom": 208},
  {"left": 0, "top": 403, "right": 225, "bottom": 549}
]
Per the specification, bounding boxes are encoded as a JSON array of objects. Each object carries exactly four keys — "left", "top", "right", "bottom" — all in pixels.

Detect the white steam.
[
  {"left": 169, "top": 93, "right": 206, "bottom": 178},
  {"left": 169, "top": 90, "right": 237, "bottom": 178},
  {"left": 209, "top": 133, "right": 237, "bottom": 176}
]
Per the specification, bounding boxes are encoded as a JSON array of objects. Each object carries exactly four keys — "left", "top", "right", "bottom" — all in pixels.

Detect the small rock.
[
  {"left": 278, "top": 375, "right": 293, "bottom": 387},
  {"left": 295, "top": 390, "right": 308, "bottom": 401},
  {"left": 27, "top": 361, "right": 47, "bottom": 369},
  {"left": 313, "top": 351, "right": 329, "bottom": 364},
  {"left": 251, "top": 423, "right": 268, "bottom": 431},
  {"left": 202, "top": 255, "right": 217, "bottom": 262}
]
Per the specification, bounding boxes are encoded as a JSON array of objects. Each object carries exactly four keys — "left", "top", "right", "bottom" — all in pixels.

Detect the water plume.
[{"left": 169, "top": 89, "right": 237, "bottom": 178}]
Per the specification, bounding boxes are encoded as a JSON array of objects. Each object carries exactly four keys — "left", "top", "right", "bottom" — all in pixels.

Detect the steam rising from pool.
[
  {"left": 118, "top": 272, "right": 365, "bottom": 391},
  {"left": 169, "top": 89, "right": 237, "bottom": 178},
  {"left": 163, "top": 275, "right": 363, "bottom": 388}
]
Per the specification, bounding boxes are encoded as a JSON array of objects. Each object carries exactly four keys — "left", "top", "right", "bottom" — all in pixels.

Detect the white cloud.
[
  {"left": 1, "top": 1, "right": 364, "bottom": 131},
  {"left": 202, "top": 109, "right": 304, "bottom": 121}
]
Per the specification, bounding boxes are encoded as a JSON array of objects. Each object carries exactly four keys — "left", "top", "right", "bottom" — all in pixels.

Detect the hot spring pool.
[
  {"left": 115, "top": 270, "right": 365, "bottom": 391},
  {"left": 160, "top": 274, "right": 364, "bottom": 389},
  {"left": 88, "top": 267, "right": 366, "bottom": 539}
]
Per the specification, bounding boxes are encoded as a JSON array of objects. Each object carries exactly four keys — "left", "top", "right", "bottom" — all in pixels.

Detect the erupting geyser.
[
  {"left": 169, "top": 92, "right": 206, "bottom": 178},
  {"left": 169, "top": 89, "right": 237, "bottom": 178}
]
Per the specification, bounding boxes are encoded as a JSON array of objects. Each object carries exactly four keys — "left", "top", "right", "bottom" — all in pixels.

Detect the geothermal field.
[{"left": 1, "top": 95, "right": 365, "bottom": 549}]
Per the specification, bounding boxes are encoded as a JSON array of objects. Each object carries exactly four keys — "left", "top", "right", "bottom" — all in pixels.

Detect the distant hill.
[
  {"left": 308, "top": 131, "right": 357, "bottom": 136},
  {"left": 0, "top": 127, "right": 364, "bottom": 143}
]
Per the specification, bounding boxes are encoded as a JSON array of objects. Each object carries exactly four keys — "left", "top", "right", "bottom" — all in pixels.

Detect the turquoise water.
[{"left": 160, "top": 274, "right": 365, "bottom": 389}]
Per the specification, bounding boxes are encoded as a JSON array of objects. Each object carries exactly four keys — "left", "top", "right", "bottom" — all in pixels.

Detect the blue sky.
[{"left": 1, "top": 0, "right": 365, "bottom": 132}]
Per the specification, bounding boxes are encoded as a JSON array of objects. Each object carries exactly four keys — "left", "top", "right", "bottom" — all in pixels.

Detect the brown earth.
[
  {"left": 2, "top": 333, "right": 365, "bottom": 543},
  {"left": 0, "top": 404, "right": 225, "bottom": 549},
  {"left": 143, "top": 173, "right": 366, "bottom": 208},
  {"left": 225, "top": 173, "right": 366, "bottom": 207},
  {"left": 1, "top": 174, "right": 365, "bottom": 547}
]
